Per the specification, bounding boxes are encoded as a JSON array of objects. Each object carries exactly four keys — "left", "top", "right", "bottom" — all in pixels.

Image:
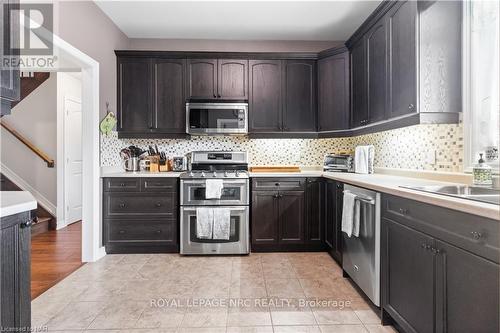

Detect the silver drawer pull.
[
  {"left": 471, "top": 231, "right": 482, "bottom": 240},
  {"left": 119, "top": 203, "right": 126, "bottom": 208},
  {"left": 399, "top": 208, "right": 409, "bottom": 215}
]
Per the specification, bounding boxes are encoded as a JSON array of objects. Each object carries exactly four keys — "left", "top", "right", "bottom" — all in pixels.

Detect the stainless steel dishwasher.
[{"left": 342, "top": 184, "right": 381, "bottom": 306}]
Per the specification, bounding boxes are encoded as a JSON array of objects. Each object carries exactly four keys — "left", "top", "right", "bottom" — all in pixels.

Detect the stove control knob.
[
  {"left": 189, "top": 171, "right": 194, "bottom": 177},
  {"left": 212, "top": 171, "right": 217, "bottom": 177},
  {"left": 224, "top": 171, "right": 228, "bottom": 177},
  {"left": 201, "top": 171, "right": 206, "bottom": 178},
  {"left": 235, "top": 170, "right": 240, "bottom": 177}
]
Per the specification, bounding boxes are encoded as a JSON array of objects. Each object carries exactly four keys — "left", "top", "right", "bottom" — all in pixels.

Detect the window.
[{"left": 464, "top": 0, "right": 500, "bottom": 172}]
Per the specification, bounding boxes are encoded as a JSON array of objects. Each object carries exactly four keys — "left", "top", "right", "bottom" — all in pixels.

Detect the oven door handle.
[
  {"left": 181, "top": 206, "right": 248, "bottom": 212},
  {"left": 182, "top": 180, "right": 248, "bottom": 186}
]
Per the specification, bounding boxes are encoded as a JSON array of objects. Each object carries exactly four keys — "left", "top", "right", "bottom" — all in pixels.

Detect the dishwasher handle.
[{"left": 343, "top": 190, "right": 376, "bottom": 205}]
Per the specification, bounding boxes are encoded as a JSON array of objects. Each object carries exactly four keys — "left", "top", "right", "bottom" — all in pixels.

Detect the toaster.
[{"left": 323, "top": 154, "right": 354, "bottom": 173}]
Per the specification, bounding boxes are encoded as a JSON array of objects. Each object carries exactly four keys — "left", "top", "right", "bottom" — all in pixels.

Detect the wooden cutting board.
[{"left": 250, "top": 166, "right": 301, "bottom": 173}]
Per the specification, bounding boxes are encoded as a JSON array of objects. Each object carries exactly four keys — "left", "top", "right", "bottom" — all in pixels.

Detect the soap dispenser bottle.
[{"left": 473, "top": 153, "right": 493, "bottom": 186}]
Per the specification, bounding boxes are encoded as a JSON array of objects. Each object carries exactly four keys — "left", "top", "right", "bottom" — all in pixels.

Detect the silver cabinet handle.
[{"left": 471, "top": 231, "right": 482, "bottom": 240}]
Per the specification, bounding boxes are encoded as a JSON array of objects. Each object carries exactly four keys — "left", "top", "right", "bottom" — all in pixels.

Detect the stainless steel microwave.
[{"left": 186, "top": 102, "right": 248, "bottom": 135}]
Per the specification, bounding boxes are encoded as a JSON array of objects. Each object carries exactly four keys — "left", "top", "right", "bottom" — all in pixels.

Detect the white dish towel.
[
  {"left": 342, "top": 191, "right": 361, "bottom": 237},
  {"left": 212, "top": 208, "right": 231, "bottom": 240},
  {"left": 355, "top": 145, "right": 375, "bottom": 174},
  {"left": 196, "top": 207, "right": 213, "bottom": 239},
  {"left": 205, "top": 179, "right": 224, "bottom": 199}
]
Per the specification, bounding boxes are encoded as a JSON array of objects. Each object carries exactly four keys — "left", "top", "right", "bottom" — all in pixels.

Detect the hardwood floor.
[{"left": 31, "top": 221, "right": 84, "bottom": 299}]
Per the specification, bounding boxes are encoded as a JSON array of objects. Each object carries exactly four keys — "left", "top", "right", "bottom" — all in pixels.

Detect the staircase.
[
  {"left": 11, "top": 72, "right": 51, "bottom": 108},
  {"left": 0, "top": 173, "right": 56, "bottom": 235}
]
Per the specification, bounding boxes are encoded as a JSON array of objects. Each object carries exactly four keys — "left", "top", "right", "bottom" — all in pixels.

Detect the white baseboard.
[{"left": 0, "top": 162, "right": 57, "bottom": 216}]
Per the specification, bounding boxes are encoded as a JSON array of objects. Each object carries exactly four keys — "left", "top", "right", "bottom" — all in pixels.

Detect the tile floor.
[{"left": 32, "top": 252, "right": 397, "bottom": 333}]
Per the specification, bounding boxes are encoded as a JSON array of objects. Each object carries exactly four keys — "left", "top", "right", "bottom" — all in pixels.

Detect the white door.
[{"left": 64, "top": 96, "right": 82, "bottom": 224}]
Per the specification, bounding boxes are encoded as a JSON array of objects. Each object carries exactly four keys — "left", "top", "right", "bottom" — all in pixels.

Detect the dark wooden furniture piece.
[
  {"left": 187, "top": 59, "right": 248, "bottom": 100},
  {"left": 345, "top": 0, "right": 462, "bottom": 134},
  {"left": 102, "top": 177, "right": 179, "bottom": 253},
  {"left": 317, "top": 48, "right": 350, "bottom": 133},
  {"left": 0, "top": 0, "right": 20, "bottom": 116},
  {"left": 0, "top": 210, "right": 33, "bottom": 332},
  {"left": 252, "top": 177, "right": 329, "bottom": 252},
  {"left": 381, "top": 194, "right": 499, "bottom": 333},
  {"left": 117, "top": 57, "right": 188, "bottom": 138},
  {"left": 324, "top": 179, "right": 343, "bottom": 264}
]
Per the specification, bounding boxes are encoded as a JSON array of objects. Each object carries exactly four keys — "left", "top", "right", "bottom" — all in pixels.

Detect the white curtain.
[{"left": 470, "top": 0, "right": 499, "bottom": 166}]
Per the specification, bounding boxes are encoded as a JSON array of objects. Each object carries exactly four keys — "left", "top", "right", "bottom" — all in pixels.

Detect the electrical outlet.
[{"left": 426, "top": 149, "right": 436, "bottom": 165}]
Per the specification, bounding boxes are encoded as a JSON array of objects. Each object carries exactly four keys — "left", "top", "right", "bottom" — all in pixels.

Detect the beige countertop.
[{"left": 101, "top": 166, "right": 499, "bottom": 220}]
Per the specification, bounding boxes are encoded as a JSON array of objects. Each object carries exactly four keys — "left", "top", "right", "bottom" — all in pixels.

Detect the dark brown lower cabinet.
[
  {"left": 382, "top": 194, "right": 500, "bottom": 333},
  {"left": 278, "top": 191, "right": 305, "bottom": 244},
  {"left": 251, "top": 178, "right": 312, "bottom": 251},
  {"left": 103, "top": 177, "right": 179, "bottom": 253},
  {"left": 0, "top": 211, "right": 32, "bottom": 332},
  {"left": 324, "top": 180, "right": 342, "bottom": 263},
  {"left": 382, "top": 218, "right": 435, "bottom": 333},
  {"left": 305, "top": 178, "right": 324, "bottom": 248},
  {"left": 435, "top": 240, "right": 499, "bottom": 333}
]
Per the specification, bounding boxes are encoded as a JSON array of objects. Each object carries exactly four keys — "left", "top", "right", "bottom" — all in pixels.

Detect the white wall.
[
  {"left": 128, "top": 38, "right": 341, "bottom": 53},
  {"left": 53, "top": 0, "right": 130, "bottom": 120},
  {"left": 0, "top": 75, "right": 58, "bottom": 212}
]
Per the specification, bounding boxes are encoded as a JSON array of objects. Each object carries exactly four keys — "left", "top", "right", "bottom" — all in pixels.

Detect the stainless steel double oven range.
[{"left": 180, "top": 151, "right": 250, "bottom": 255}]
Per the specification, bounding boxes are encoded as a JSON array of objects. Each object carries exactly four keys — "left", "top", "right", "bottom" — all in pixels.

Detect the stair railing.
[{"left": 0, "top": 120, "right": 55, "bottom": 168}]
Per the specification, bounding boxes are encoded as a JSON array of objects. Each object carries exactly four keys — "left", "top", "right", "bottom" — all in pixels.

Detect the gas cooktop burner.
[{"left": 180, "top": 170, "right": 249, "bottom": 179}]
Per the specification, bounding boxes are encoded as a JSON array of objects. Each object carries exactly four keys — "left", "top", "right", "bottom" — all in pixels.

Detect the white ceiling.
[{"left": 94, "top": 1, "right": 382, "bottom": 41}]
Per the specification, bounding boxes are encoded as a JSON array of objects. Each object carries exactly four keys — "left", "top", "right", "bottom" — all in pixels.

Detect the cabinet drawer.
[
  {"left": 141, "top": 178, "right": 177, "bottom": 192},
  {"left": 104, "top": 193, "right": 177, "bottom": 218},
  {"left": 252, "top": 178, "right": 305, "bottom": 191},
  {"left": 103, "top": 178, "right": 140, "bottom": 192},
  {"left": 382, "top": 194, "right": 500, "bottom": 263},
  {"left": 106, "top": 219, "right": 175, "bottom": 242}
]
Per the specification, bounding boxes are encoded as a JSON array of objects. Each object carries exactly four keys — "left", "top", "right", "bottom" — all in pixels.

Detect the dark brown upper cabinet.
[
  {"left": 386, "top": 0, "right": 417, "bottom": 118},
  {"left": 187, "top": 59, "right": 217, "bottom": 99},
  {"left": 117, "top": 56, "right": 187, "bottom": 138},
  {"left": 283, "top": 60, "right": 317, "bottom": 132},
  {"left": 366, "top": 20, "right": 388, "bottom": 123},
  {"left": 187, "top": 59, "right": 248, "bottom": 100},
  {"left": 350, "top": 38, "right": 368, "bottom": 128},
  {"left": 218, "top": 59, "right": 248, "bottom": 100},
  {"left": 153, "top": 59, "right": 186, "bottom": 134},
  {"left": 318, "top": 49, "right": 350, "bottom": 132},
  {"left": 345, "top": 0, "right": 461, "bottom": 135},
  {"left": 118, "top": 57, "right": 153, "bottom": 133},
  {"left": 248, "top": 60, "right": 282, "bottom": 132}
]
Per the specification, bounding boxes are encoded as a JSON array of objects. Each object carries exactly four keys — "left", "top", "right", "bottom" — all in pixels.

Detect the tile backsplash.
[{"left": 101, "top": 123, "right": 464, "bottom": 172}]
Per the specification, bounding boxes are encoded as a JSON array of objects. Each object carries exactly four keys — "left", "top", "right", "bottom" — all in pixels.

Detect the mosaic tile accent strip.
[{"left": 101, "top": 123, "right": 464, "bottom": 172}]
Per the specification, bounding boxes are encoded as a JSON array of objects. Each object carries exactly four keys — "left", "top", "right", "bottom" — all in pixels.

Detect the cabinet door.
[
  {"left": 251, "top": 191, "right": 279, "bottom": 245},
  {"left": 187, "top": 59, "right": 217, "bottom": 99},
  {"left": 248, "top": 60, "right": 282, "bottom": 132},
  {"left": 218, "top": 59, "right": 248, "bottom": 100},
  {"left": 118, "top": 58, "right": 152, "bottom": 132},
  {"left": 366, "top": 21, "right": 388, "bottom": 123},
  {"left": 283, "top": 60, "right": 317, "bottom": 132},
  {"left": 435, "top": 240, "right": 499, "bottom": 333},
  {"left": 153, "top": 59, "right": 186, "bottom": 133},
  {"left": 0, "top": 0, "right": 20, "bottom": 115},
  {"left": 278, "top": 191, "right": 305, "bottom": 244},
  {"left": 318, "top": 52, "right": 350, "bottom": 131},
  {"left": 350, "top": 38, "right": 368, "bottom": 127},
  {"left": 387, "top": 0, "right": 417, "bottom": 118},
  {"left": 382, "top": 218, "right": 435, "bottom": 333},
  {"left": 324, "top": 180, "right": 336, "bottom": 250},
  {"left": 334, "top": 182, "right": 344, "bottom": 261},
  {"left": 305, "top": 178, "right": 323, "bottom": 244}
]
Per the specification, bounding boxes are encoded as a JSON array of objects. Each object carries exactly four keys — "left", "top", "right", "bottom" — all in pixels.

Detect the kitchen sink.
[{"left": 400, "top": 185, "right": 500, "bottom": 205}]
